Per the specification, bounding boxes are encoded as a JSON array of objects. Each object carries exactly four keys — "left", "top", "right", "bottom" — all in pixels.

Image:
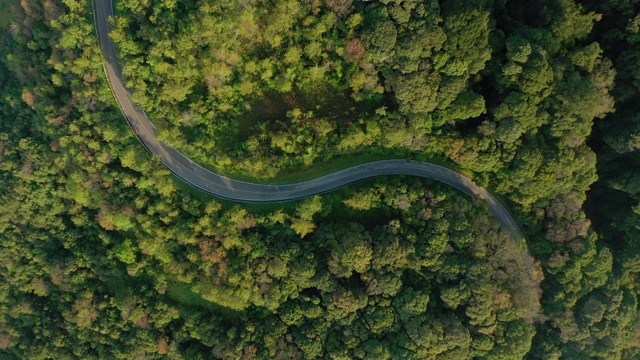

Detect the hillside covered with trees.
[{"left": 0, "top": 0, "right": 639, "bottom": 359}]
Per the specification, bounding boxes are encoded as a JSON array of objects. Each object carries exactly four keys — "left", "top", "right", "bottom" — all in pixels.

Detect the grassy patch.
[
  {"left": 239, "top": 83, "right": 386, "bottom": 140},
  {"left": 165, "top": 280, "right": 242, "bottom": 318},
  {"left": 0, "top": 0, "right": 13, "bottom": 30},
  {"left": 269, "top": 151, "right": 397, "bottom": 184}
]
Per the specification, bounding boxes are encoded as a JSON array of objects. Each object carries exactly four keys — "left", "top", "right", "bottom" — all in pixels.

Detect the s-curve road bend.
[{"left": 93, "top": 0, "right": 524, "bottom": 237}]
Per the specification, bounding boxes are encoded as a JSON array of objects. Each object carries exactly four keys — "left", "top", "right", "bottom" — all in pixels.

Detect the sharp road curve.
[{"left": 93, "top": 0, "right": 523, "bottom": 237}]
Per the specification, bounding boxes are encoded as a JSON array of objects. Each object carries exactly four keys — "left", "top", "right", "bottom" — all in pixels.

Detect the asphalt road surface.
[{"left": 93, "top": 0, "right": 523, "bottom": 237}]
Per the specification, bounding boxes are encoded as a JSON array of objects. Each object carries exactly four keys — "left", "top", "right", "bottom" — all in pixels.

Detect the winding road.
[{"left": 93, "top": 0, "right": 523, "bottom": 236}]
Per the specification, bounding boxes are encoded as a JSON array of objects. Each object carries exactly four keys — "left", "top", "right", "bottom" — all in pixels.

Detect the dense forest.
[{"left": 0, "top": 0, "right": 639, "bottom": 358}]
